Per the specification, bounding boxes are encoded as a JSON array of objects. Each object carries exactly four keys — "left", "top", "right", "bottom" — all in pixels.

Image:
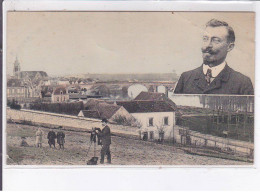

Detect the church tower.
[{"left": 13, "top": 57, "right": 21, "bottom": 78}]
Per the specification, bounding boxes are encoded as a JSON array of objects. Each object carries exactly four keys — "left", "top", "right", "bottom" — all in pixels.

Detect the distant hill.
[{"left": 80, "top": 73, "right": 179, "bottom": 82}]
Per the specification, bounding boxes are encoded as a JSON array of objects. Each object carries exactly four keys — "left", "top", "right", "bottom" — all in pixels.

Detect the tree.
[
  {"left": 10, "top": 99, "right": 21, "bottom": 110},
  {"left": 156, "top": 123, "right": 166, "bottom": 143}
]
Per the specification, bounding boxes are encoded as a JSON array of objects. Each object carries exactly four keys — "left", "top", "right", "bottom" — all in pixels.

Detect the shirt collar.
[{"left": 203, "top": 61, "right": 226, "bottom": 78}]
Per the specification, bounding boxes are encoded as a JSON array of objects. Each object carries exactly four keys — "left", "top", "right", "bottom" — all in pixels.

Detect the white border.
[{"left": 2, "top": 0, "right": 260, "bottom": 190}]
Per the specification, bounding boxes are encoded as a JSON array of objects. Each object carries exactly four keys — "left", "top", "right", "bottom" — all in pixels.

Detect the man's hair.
[{"left": 206, "top": 19, "right": 235, "bottom": 43}]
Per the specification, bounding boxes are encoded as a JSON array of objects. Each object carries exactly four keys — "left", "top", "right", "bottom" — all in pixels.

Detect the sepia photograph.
[{"left": 4, "top": 11, "right": 255, "bottom": 166}]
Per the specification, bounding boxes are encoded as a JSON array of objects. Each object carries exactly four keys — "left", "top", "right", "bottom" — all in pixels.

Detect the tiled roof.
[
  {"left": 53, "top": 87, "right": 67, "bottom": 95},
  {"left": 134, "top": 91, "right": 177, "bottom": 109},
  {"left": 84, "top": 99, "right": 121, "bottom": 119},
  {"left": 135, "top": 91, "right": 165, "bottom": 101},
  {"left": 116, "top": 100, "right": 176, "bottom": 113},
  {"left": 7, "top": 79, "right": 24, "bottom": 87},
  {"left": 80, "top": 110, "right": 100, "bottom": 119},
  {"left": 96, "top": 103, "right": 121, "bottom": 119},
  {"left": 19, "top": 71, "right": 48, "bottom": 80}
]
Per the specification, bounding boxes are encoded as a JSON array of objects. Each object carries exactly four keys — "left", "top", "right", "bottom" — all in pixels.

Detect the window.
[
  {"left": 57, "top": 97, "right": 59, "bottom": 102},
  {"left": 149, "top": 118, "right": 153, "bottom": 126},
  {"left": 164, "top": 117, "right": 169, "bottom": 125}
]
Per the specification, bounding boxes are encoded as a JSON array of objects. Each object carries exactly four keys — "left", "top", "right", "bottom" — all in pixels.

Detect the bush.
[
  {"left": 113, "top": 115, "right": 142, "bottom": 128},
  {"left": 9, "top": 99, "right": 21, "bottom": 110},
  {"left": 29, "top": 101, "right": 84, "bottom": 115}
]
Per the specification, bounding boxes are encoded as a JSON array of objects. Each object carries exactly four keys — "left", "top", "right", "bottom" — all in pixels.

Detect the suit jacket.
[
  {"left": 174, "top": 65, "right": 254, "bottom": 95},
  {"left": 98, "top": 125, "right": 111, "bottom": 145}
]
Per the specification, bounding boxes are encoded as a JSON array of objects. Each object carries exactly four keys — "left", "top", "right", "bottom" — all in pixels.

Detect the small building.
[
  {"left": 116, "top": 100, "right": 176, "bottom": 141},
  {"left": 78, "top": 99, "right": 134, "bottom": 123},
  {"left": 52, "top": 87, "right": 69, "bottom": 103}
]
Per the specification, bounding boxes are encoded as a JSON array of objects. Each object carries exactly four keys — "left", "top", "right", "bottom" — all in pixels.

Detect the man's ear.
[{"left": 227, "top": 43, "right": 235, "bottom": 52}]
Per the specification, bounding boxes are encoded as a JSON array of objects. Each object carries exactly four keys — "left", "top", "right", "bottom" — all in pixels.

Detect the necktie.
[{"left": 205, "top": 68, "right": 212, "bottom": 84}]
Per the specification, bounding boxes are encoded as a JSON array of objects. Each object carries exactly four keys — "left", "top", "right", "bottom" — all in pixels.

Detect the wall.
[{"left": 131, "top": 112, "right": 175, "bottom": 139}]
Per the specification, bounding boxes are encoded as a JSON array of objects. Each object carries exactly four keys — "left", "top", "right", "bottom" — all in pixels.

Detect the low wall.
[
  {"left": 6, "top": 108, "right": 253, "bottom": 155},
  {"left": 6, "top": 108, "right": 141, "bottom": 138}
]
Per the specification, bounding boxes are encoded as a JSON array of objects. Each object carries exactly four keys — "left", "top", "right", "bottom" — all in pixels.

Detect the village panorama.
[{"left": 6, "top": 58, "right": 254, "bottom": 165}]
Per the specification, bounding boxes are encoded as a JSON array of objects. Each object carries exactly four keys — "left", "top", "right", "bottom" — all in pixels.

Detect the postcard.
[{"left": 2, "top": 0, "right": 259, "bottom": 191}]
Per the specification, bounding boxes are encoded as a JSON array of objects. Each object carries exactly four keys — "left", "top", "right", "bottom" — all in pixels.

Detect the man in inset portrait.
[{"left": 174, "top": 19, "right": 254, "bottom": 95}]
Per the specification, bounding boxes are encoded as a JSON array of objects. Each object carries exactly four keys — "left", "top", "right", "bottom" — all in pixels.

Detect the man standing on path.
[
  {"left": 96, "top": 118, "right": 112, "bottom": 164},
  {"left": 57, "top": 130, "right": 65, "bottom": 149},
  {"left": 35, "top": 128, "right": 43, "bottom": 148},
  {"left": 47, "top": 130, "right": 56, "bottom": 148}
]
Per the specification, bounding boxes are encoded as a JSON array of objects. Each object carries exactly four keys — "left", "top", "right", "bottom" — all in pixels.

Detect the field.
[{"left": 6, "top": 123, "right": 250, "bottom": 165}]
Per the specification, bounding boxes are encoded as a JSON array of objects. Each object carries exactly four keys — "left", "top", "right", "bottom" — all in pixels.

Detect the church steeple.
[{"left": 13, "top": 56, "right": 21, "bottom": 78}]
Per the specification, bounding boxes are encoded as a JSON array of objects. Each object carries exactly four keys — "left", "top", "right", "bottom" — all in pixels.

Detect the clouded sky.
[{"left": 6, "top": 12, "right": 254, "bottom": 81}]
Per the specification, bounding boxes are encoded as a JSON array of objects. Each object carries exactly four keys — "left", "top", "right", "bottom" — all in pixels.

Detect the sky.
[{"left": 6, "top": 12, "right": 255, "bottom": 81}]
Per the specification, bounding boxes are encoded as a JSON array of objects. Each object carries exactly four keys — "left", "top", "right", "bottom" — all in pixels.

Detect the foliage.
[
  {"left": 156, "top": 122, "right": 165, "bottom": 134},
  {"left": 9, "top": 99, "right": 21, "bottom": 110},
  {"left": 113, "top": 115, "right": 142, "bottom": 128},
  {"left": 29, "top": 101, "right": 84, "bottom": 115}
]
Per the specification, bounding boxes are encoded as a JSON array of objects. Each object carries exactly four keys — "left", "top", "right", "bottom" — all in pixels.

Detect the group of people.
[
  {"left": 34, "top": 118, "right": 112, "bottom": 164},
  {"left": 35, "top": 128, "right": 65, "bottom": 149}
]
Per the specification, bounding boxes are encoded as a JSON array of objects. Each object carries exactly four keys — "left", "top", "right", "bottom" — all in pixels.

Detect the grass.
[
  {"left": 7, "top": 144, "right": 87, "bottom": 165},
  {"left": 7, "top": 124, "right": 36, "bottom": 138},
  {"left": 6, "top": 123, "right": 251, "bottom": 165},
  {"left": 7, "top": 146, "right": 29, "bottom": 164}
]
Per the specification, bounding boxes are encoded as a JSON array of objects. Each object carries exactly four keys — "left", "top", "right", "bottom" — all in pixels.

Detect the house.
[
  {"left": 7, "top": 78, "right": 42, "bottom": 102},
  {"left": 78, "top": 99, "right": 134, "bottom": 123},
  {"left": 134, "top": 91, "right": 177, "bottom": 110},
  {"left": 51, "top": 87, "right": 69, "bottom": 103},
  {"left": 116, "top": 100, "right": 176, "bottom": 141},
  {"left": 7, "top": 79, "right": 30, "bottom": 99}
]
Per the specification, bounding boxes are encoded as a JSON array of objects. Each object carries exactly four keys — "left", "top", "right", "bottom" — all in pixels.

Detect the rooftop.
[{"left": 116, "top": 100, "right": 176, "bottom": 113}]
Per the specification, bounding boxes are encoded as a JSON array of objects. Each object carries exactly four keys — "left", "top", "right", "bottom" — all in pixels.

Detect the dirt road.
[{"left": 6, "top": 123, "right": 250, "bottom": 165}]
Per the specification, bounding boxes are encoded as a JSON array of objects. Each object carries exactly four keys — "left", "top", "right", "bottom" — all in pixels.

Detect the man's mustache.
[{"left": 201, "top": 48, "right": 218, "bottom": 54}]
